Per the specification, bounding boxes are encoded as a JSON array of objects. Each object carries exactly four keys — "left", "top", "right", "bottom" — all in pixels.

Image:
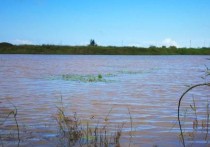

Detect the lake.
[{"left": 0, "top": 55, "right": 210, "bottom": 147}]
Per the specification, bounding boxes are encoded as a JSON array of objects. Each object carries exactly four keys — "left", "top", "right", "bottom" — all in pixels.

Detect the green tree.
[{"left": 89, "top": 39, "right": 97, "bottom": 46}]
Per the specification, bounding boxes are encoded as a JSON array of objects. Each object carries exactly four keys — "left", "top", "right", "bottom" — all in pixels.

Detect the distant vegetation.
[
  {"left": 0, "top": 42, "right": 210, "bottom": 55},
  {"left": 0, "top": 42, "right": 13, "bottom": 48},
  {"left": 88, "top": 39, "right": 97, "bottom": 47}
]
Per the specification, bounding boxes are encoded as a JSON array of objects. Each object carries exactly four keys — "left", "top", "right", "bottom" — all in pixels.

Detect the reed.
[
  {"left": 177, "top": 67, "right": 210, "bottom": 147},
  {"left": 0, "top": 103, "right": 20, "bottom": 147},
  {"left": 55, "top": 98, "right": 126, "bottom": 147}
]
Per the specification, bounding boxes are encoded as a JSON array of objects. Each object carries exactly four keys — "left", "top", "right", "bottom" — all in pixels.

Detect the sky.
[{"left": 0, "top": 0, "right": 210, "bottom": 47}]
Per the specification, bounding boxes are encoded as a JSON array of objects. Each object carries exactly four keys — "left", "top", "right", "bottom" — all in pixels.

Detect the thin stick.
[
  {"left": 127, "top": 107, "right": 133, "bottom": 147},
  {"left": 7, "top": 101, "right": 20, "bottom": 147},
  {"left": 205, "top": 103, "right": 209, "bottom": 140},
  {"left": 13, "top": 106, "right": 20, "bottom": 147}
]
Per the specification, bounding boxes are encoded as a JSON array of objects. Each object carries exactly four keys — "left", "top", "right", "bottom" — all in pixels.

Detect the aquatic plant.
[
  {"left": 117, "top": 69, "right": 155, "bottom": 75},
  {"left": 178, "top": 67, "right": 210, "bottom": 147},
  {"left": 54, "top": 98, "right": 128, "bottom": 147},
  {"left": 0, "top": 103, "right": 20, "bottom": 147},
  {"left": 61, "top": 74, "right": 106, "bottom": 82},
  {"left": 98, "top": 74, "right": 102, "bottom": 79},
  {"left": 118, "top": 70, "right": 144, "bottom": 75}
]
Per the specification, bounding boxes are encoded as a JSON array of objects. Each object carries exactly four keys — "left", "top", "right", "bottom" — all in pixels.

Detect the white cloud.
[
  {"left": 12, "top": 39, "right": 33, "bottom": 45},
  {"left": 162, "top": 38, "right": 178, "bottom": 47}
]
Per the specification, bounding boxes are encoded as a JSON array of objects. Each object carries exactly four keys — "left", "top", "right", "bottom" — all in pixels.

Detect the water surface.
[{"left": 0, "top": 55, "right": 209, "bottom": 147}]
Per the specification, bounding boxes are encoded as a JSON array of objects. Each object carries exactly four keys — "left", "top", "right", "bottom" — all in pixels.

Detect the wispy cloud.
[
  {"left": 162, "top": 38, "right": 178, "bottom": 47},
  {"left": 12, "top": 39, "right": 33, "bottom": 45}
]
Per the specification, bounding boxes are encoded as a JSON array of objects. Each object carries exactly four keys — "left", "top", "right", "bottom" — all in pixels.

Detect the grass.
[
  {"left": 178, "top": 67, "right": 210, "bottom": 147},
  {"left": 0, "top": 103, "right": 20, "bottom": 147},
  {"left": 54, "top": 97, "right": 126, "bottom": 147},
  {"left": 178, "top": 94, "right": 210, "bottom": 147}
]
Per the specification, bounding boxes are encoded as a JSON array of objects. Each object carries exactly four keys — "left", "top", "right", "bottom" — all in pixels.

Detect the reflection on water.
[{"left": 0, "top": 55, "right": 210, "bottom": 147}]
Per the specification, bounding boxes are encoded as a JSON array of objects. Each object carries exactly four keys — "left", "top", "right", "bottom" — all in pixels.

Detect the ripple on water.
[{"left": 0, "top": 55, "right": 209, "bottom": 146}]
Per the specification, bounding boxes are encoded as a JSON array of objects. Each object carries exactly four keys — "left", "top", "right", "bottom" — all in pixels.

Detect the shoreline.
[{"left": 0, "top": 44, "right": 210, "bottom": 55}]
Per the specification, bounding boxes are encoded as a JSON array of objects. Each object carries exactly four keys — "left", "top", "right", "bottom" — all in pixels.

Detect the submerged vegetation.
[
  {"left": 61, "top": 74, "right": 105, "bottom": 82},
  {"left": 48, "top": 73, "right": 117, "bottom": 83},
  {"left": 178, "top": 68, "right": 210, "bottom": 147},
  {"left": 0, "top": 43, "right": 210, "bottom": 55},
  {"left": 0, "top": 103, "right": 20, "bottom": 147},
  {"left": 55, "top": 97, "right": 125, "bottom": 147}
]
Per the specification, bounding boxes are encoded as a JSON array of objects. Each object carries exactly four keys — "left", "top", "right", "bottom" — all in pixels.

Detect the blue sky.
[{"left": 0, "top": 0, "right": 210, "bottom": 47}]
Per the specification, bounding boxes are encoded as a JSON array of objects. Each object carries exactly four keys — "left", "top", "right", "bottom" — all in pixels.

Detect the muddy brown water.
[{"left": 0, "top": 55, "right": 210, "bottom": 147}]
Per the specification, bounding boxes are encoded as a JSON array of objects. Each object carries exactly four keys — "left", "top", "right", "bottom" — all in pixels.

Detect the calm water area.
[{"left": 0, "top": 55, "right": 210, "bottom": 147}]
